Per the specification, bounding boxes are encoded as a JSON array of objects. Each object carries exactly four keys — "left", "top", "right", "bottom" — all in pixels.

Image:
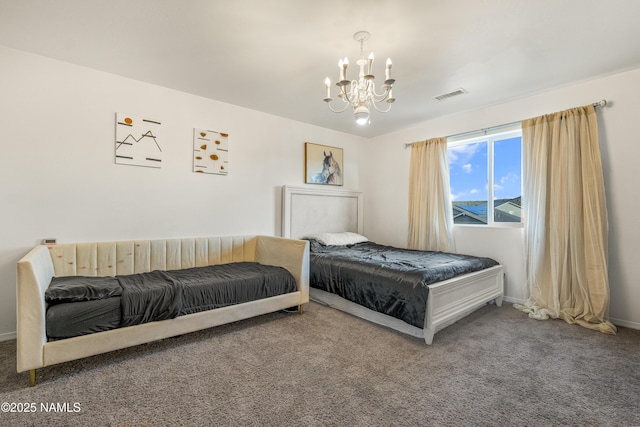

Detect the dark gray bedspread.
[
  {"left": 309, "top": 241, "right": 498, "bottom": 328},
  {"left": 117, "top": 270, "right": 183, "bottom": 327},
  {"left": 174, "top": 262, "right": 298, "bottom": 315},
  {"left": 45, "top": 262, "right": 297, "bottom": 337},
  {"left": 118, "top": 262, "right": 297, "bottom": 326},
  {"left": 46, "top": 297, "right": 122, "bottom": 339}
]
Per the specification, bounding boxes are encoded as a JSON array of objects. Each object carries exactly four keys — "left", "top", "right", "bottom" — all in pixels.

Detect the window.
[{"left": 447, "top": 127, "right": 522, "bottom": 225}]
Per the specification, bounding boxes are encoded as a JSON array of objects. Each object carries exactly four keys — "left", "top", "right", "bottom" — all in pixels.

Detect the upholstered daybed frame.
[{"left": 17, "top": 235, "right": 309, "bottom": 386}]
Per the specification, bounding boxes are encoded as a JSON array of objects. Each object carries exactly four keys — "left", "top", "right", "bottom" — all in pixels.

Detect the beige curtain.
[
  {"left": 408, "top": 137, "right": 455, "bottom": 252},
  {"left": 515, "top": 105, "right": 616, "bottom": 334}
]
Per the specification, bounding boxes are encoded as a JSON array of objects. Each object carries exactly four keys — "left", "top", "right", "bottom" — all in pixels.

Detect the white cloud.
[
  {"left": 499, "top": 172, "right": 519, "bottom": 184},
  {"left": 462, "top": 163, "right": 472, "bottom": 173},
  {"left": 448, "top": 142, "right": 482, "bottom": 165}
]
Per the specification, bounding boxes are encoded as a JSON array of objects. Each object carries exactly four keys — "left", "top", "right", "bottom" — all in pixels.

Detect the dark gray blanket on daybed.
[
  {"left": 45, "top": 262, "right": 297, "bottom": 338},
  {"left": 308, "top": 241, "right": 498, "bottom": 328}
]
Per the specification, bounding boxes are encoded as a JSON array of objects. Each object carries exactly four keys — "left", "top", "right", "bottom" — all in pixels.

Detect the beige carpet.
[{"left": 1, "top": 302, "right": 639, "bottom": 426}]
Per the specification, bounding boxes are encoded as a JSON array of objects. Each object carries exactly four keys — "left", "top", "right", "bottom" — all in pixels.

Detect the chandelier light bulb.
[
  {"left": 354, "top": 106, "right": 370, "bottom": 125},
  {"left": 324, "top": 77, "right": 331, "bottom": 99},
  {"left": 342, "top": 57, "right": 349, "bottom": 81}
]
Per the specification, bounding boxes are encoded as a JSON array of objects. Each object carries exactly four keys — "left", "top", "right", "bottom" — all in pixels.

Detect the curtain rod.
[{"left": 404, "top": 99, "right": 608, "bottom": 148}]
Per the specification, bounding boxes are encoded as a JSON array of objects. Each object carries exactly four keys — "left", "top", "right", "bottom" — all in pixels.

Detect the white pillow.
[{"left": 305, "top": 232, "right": 369, "bottom": 246}]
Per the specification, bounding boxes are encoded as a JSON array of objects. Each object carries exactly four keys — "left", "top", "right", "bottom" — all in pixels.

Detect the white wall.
[
  {"left": 362, "top": 67, "right": 640, "bottom": 329},
  {"left": 0, "top": 46, "right": 366, "bottom": 339},
  {"left": 2, "top": 45, "right": 638, "bottom": 338}
]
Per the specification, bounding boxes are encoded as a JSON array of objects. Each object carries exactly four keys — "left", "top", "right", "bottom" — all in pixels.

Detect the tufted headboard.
[{"left": 47, "top": 236, "right": 258, "bottom": 277}]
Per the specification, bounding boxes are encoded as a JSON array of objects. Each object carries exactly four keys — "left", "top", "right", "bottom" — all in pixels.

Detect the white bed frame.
[{"left": 281, "top": 185, "right": 503, "bottom": 344}]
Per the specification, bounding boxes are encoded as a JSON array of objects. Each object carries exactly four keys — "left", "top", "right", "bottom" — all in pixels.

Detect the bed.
[
  {"left": 281, "top": 185, "right": 504, "bottom": 344},
  {"left": 17, "top": 235, "right": 309, "bottom": 386}
]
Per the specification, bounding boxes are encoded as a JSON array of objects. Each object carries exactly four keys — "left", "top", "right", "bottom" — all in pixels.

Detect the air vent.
[{"left": 434, "top": 88, "right": 467, "bottom": 101}]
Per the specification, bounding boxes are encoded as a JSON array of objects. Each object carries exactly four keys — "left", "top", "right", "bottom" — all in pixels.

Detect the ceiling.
[{"left": 2, "top": 0, "right": 640, "bottom": 138}]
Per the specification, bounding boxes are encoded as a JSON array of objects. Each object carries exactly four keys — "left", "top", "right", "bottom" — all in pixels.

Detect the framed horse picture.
[{"left": 304, "top": 142, "right": 343, "bottom": 186}]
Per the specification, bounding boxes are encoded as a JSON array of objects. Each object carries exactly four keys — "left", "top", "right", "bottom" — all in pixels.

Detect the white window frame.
[{"left": 447, "top": 125, "right": 523, "bottom": 228}]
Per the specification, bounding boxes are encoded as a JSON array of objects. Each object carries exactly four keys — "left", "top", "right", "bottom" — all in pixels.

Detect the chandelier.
[{"left": 323, "top": 31, "right": 396, "bottom": 125}]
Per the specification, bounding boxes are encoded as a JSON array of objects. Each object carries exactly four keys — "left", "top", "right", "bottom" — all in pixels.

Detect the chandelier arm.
[
  {"left": 339, "top": 80, "right": 359, "bottom": 104},
  {"left": 370, "top": 93, "right": 392, "bottom": 104},
  {"left": 371, "top": 101, "right": 393, "bottom": 113},
  {"left": 326, "top": 102, "right": 352, "bottom": 113},
  {"left": 371, "top": 85, "right": 392, "bottom": 100}
]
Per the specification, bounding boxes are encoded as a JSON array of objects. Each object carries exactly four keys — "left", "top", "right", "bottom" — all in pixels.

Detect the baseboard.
[
  {"left": 609, "top": 317, "right": 640, "bottom": 330},
  {"left": 0, "top": 331, "right": 16, "bottom": 342},
  {"left": 503, "top": 295, "right": 526, "bottom": 305}
]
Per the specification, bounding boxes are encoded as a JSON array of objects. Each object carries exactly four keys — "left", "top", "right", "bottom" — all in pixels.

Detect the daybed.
[
  {"left": 281, "top": 185, "right": 503, "bottom": 344},
  {"left": 17, "top": 235, "right": 309, "bottom": 386}
]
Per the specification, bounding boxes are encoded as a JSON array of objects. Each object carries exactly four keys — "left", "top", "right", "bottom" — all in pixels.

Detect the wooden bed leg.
[
  {"left": 29, "top": 369, "right": 36, "bottom": 387},
  {"left": 298, "top": 304, "right": 304, "bottom": 314},
  {"left": 495, "top": 295, "right": 504, "bottom": 307}
]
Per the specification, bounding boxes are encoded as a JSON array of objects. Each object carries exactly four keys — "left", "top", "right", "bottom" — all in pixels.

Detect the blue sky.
[{"left": 448, "top": 136, "right": 521, "bottom": 202}]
